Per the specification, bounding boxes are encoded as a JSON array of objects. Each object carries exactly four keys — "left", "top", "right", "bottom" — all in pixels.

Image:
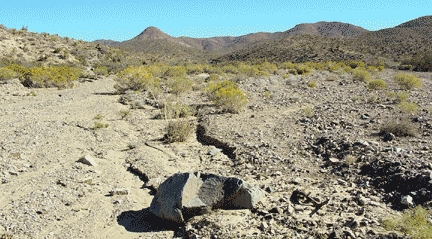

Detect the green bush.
[
  {"left": 0, "top": 67, "right": 16, "bottom": 81},
  {"left": 383, "top": 206, "right": 432, "bottom": 239},
  {"left": 164, "top": 119, "right": 193, "bottom": 143},
  {"left": 114, "top": 66, "right": 160, "bottom": 95},
  {"left": 168, "top": 77, "right": 193, "bottom": 96},
  {"left": 351, "top": 68, "right": 372, "bottom": 82},
  {"left": 368, "top": 79, "right": 388, "bottom": 90},
  {"left": 394, "top": 73, "right": 422, "bottom": 90},
  {"left": 257, "top": 61, "right": 278, "bottom": 74},
  {"left": 156, "top": 102, "right": 194, "bottom": 120},
  {"left": 22, "top": 66, "right": 81, "bottom": 88},
  {"left": 206, "top": 80, "right": 248, "bottom": 113},
  {"left": 398, "top": 101, "right": 418, "bottom": 114}
]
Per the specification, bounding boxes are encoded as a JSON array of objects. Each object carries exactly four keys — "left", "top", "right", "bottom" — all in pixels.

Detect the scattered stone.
[
  {"left": 361, "top": 114, "right": 370, "bottom": 119},
  {"left": 383, "top": 133, "right": 395, "bottom": 142},
  {"left": 77, "top": 155, "right": 97, "bottom": 166},
  {"left": 109, "top": 188, "right": 129, "bottom": 196}
]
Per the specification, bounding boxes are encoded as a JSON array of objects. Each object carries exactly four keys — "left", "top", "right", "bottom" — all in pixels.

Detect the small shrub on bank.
[
  {"left": 164, "top": 119, "right": 193, "bottom": 143},
  {"left": 93, "top": 66, "right": 109, "bottom": 76},
  {"left": 206, "top": 80, "right": 248, "bottom": 113},
  {"left": 156, "top": 103, "right": 194, "bottom": 120},
  {"left": 164, "top": 66, "right": 187, "bottom": 78},
  {"left": 383, "top": 206, "right": 432, "bottom": 239},
  {"left": 367, "top": 79, "right": 388, "bottom": 90},
  {"left": 205, "top": 74, "right": 221, "bottom": 82},
  {"left": 0, "top": 67, "right": 16, "bottom": 81},
  {"left": 379, "top": 118, "right": 418, "bottom": 137},
  {"left": 22, "top": 66, "right": 81, "bottom": 88},
  {"left": 114, "top": 66, "right": 160, "bottom": 95},
  {"left": 394, "top": 73, "right": 422, "bottom": 90}
]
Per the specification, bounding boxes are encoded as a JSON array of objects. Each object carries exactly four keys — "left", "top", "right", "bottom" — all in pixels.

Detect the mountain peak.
[{"left": 134, "top": 26, "right": 172, "bottom": 40}]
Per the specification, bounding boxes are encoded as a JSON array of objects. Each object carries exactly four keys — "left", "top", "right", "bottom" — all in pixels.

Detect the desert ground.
[{"left": 1, "top": 67, "right": 431, "bottom": 238}]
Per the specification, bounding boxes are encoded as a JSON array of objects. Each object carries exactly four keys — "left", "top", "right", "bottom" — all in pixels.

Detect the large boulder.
[{"left": 149, "top": 172, "right": 265, "bottom": 223}]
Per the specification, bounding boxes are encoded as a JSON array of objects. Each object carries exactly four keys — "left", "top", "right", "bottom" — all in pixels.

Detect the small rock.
[
  {"left": 383, "top": 133, "right": 395, "bottom": 142},
  {"left": 260, "top": 221, "right": 269, "bottom": 230},
  {"left": 78, "top": 155, "right": 97, "bottom": 166},
  {"left": 328, "top": 157, "right": 341, "bottom": 165},
  {"left": 401, "top": 195, "right": 414, "bottom": 207},
  {"left": 361, "top": 114, "right": 370, "bottom": 119},
  {"left": 208, "top": 147, "right": 222, "bottom": 156},
  {"left": 110, "top": 188, "right": 129, "bottom": 196},
  {"left": 9, "top": 170, "right": 18, "bottom": 176}
]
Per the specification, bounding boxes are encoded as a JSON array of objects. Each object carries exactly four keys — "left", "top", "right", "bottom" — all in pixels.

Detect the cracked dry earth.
[{"left": 1, "top": 69, "right": 432, "bottom": 238}]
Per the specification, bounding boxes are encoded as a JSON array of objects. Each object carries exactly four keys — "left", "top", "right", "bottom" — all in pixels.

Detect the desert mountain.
[
  {"left": 395, "top": 15, "right": 432, "bottom": 28},
  {"left": 98, "top": 21, "right": 367, "bottom": 53},
  {"left": 282, "top": 21, "right": 368, "bottom": 38}
]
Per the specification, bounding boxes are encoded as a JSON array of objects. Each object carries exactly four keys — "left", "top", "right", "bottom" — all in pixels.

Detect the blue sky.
[{"left": 1, "top": 0, "right": 430, "bottom": 42}]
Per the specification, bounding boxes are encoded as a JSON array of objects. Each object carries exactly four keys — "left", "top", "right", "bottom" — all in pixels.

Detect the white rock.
[
  {"left": 78, "top": 155, "right": 97, "bottom": 166},
  {"left": 401, "top": 195, "right": 414, "bottom": 207}
]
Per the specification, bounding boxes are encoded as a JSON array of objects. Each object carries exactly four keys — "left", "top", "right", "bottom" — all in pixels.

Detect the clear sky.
[{"left": 1, "top": 0, "right": 430, "bottom": 42}]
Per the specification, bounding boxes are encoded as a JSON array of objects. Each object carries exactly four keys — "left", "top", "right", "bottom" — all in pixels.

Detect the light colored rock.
[
  {"left": 78, "top": 155, "right": 97, "bottom": 166},
  {"left": 401, "top": 195, "right": 414, "bottom": 207}
]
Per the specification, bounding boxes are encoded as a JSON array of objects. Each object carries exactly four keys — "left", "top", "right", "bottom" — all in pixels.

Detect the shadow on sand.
[{"left": 117, "top": 207, "right": 185, "bottom": 236}]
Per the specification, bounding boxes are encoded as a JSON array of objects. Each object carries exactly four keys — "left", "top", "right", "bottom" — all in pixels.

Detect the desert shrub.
[
  {"left": 114, "top": 66, "right": 160, "bottom": 95},
  {"left": 237, "top": 63, "right": 268, "bottom": 77},
  {"left": 379, "top": 118, "right": 418, "bottom": 137},
  {"left": 367, "top": 79, "right": 388, "bottom": 90},
  {"left": 295, "top": 64, "right": 312, "bottom": 75},
  {"left": 164, "top": 119, "right": 193, "bottom": 143},
  {"left": 345, "top": 60, "right": 365, "bottom": 69},
  {"left": 279, "top": 62, "right": 296, "bottom": 70},
  {"left": 386, "top": 91, "right": 409, "bottom": 103},
  {"left": 404, "top": 51, "right": 432, "bottom": 72},
  {"left": 164, "top": 66, "right": 187, "bottom": 78},
  {"left": 383, "top": 206, "right": 432, "bottom": 239},
  {"left": 0, "top": 67, "right": 16, "bottom": 81},
  {"left": 257, "top": 61, "right": 278, "bottom": 74},
  {"left": 206, "top": 80, "right": 248, "bottom": 113},
  {"left": 185, "top": 64, "right": 204, "bottom": 74},
  {"left": 5, "top": 63, "right": 30, "bottom": 78},
  {"left": 221, "top": 64, "right": 239, "bottom": 74},
  {"left": 307, "top": 81, "right": 317, "bottom": 88},
  {"left": 205, "top": 74, "right": 221, "bottom": 82},
  {"left": 93, "top": 121, "right": 109, "bottom": 130},
  {"left": 22, "top": 66, "right": 81, "bottom": 88},
  {"left": 168, "top": 77, "right": 193, "bottom": 96},
  {"left": 93, "top": 66, "right": 109, "bottom": 76},
  {"left": 351, "top": 68, "right": 372, "bottom": 82},
  {"left": 398, "top": 101, "right": 418, "bottom": 114},
  {"left": 394, "top": 73, "right": 422, "bottom": 90},
  {"left": 156, "top": 102, "right": 194, "bottom": 119}
]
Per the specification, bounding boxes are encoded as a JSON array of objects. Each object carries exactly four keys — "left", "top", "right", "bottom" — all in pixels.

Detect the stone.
[
  {"left": 150, "top": 172, "right": 265, "bottom": 223},
  {"left": 383, "top": 133, "right": 395, "bottom": 142},
  {"left": 110, "top": 188, "right": 129, "bottom": 196},
  {"left": 208, "top": 147, "right": 222, "bottom": 156},
  {"left": 401, "top": 195, "right": 414, "bottom": 207},
  {"left": 78, "top": 155, "right": 97, "bottom": 166}
]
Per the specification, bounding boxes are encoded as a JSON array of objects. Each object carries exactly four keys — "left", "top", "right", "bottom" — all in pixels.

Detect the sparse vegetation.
[
  {"left": 383, "top": 206, "right": 432, "bottom": 239},
  {"left": 367, "top": 79, "right": 388, "bottom": 90},
  {"left": 114, "top": 66, "right": 160, "bottom": 96},
  {"left": 0, "top": 67, "right": 16, "bottom": 81},
  {"left": 351, "top": 68, "right": 372, "bottom": 82},
  {"left": 206, "top": 80, "right": 248, "bottom": 113},
  {"left": 394, "top": 73, "right": 422, "bottom": 90},
  {"left": 22, "top": 65, "right": 82, "bottom": 89},
  {"left": 380, "top": 118, "right": 418, "bottom": 137},
  {"left": 167, "top": 77, "right": 193, "bottom": 96},
  {"left": 303, "top": 106, "right": 314, "bottom": 117},
  {"left": 398, "top": 101, "right": 418, "bottom": 114},
  {"left": 164, "top": 119, "right": 193, "bottom": 143},
  {"left": 307, "top": 81, "right": 317, "bottom": 88},
  {"left": 93, "top": 121, "right": 109, "bottom": 130},
  {"left": 156, "top": 102, "right": 194, "bottom": 120}
]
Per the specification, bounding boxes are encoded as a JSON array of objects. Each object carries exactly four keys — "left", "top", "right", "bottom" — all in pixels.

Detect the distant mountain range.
[
  {"left": 95, "top": 21, "right": 368, "bottom": 51},
  {"left": 94, "top": 15, "right": 432, "bottom": 64}
]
